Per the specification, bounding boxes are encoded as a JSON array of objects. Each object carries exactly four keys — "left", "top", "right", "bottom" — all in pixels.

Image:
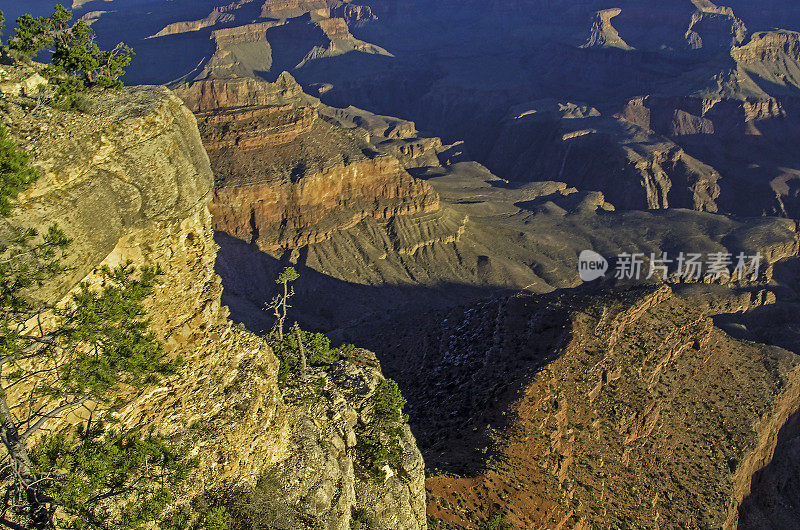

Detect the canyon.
[
  {"left": 0, "top": 63, "right": 426, "bottom": 529},
  {"left": 3, "top": 0, "right": 800, "bottom": 527},
  {"left": 169, "top": 67, "right": 800, "bottom": 527}
]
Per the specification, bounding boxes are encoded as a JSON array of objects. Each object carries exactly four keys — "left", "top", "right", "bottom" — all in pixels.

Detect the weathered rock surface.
[
  {"left": 2, "top": 79, "right": 214, "bottom": 302},
  {"left": 268, "top": 349, "right": 426, "bottom": 529},
  {"left": 175, "top": 74, "right": 439, "bottom": 251},
  {"left": 582, "top": 8, "right": 633, "bottom": 51},
  {"left": 0, "top": 64, "right": 427, "bottom": 529},
  {"left": 381, "top": 285, "right": 800, "bottom": 529}
]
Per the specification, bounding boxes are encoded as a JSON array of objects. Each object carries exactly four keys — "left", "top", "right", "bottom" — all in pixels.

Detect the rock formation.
[
  {"left": 33, "top": 1, "right": 800, "bottom": 525},
  {"left": 0, "top": 63, "right": 427, "bottom": 529},
  {"left": 175, "top": 73, "right": 438, "bottom": 252},
  {"left": 582, "top": 8, "right": 634, "bottom": 51},
  {"left": 486, "top": 100, "right": 722, "bottom": 211},
  {"left": 148, "top": 0, "right": 258, "bottom": 39},
  {"left": 379, "top": 285, "right": 800, "bottom": 528},
  {"left": 260, "top": 0, "right": 329, "bottom": 20}
]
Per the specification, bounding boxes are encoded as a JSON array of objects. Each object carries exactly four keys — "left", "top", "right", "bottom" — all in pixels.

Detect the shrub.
[
  {"left": 356, "top": 379, "right": 408, "bottom": 481},
  {"left": 479, "top": 513, "right": 511, "bottom": 530},
  {"left": 204, "top": 506, "right": 231, "bottom": 530},
  {"left": 271, "top": 327, "right": 347, "bottom": 386},
  {"left": 0, "top": 124, "right": 39, "bottom": 215},
  {"left": 4, "top": 7, "right": 68, "bottom": 61}
]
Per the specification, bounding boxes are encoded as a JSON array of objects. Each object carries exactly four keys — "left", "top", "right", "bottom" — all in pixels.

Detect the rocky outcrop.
[
  {"left": 611, "top": 71, "right": 800, "bottom": 216},
  {"left": 260, "top": 0, "right": 329, "bottom": 20},
  {"left": 685, "top": 4, "right": 747, "bottom": 51},
  {"left": 174, "top": 71, "right": 310, "bottom": 111},
  {"left": 486, "top": 100, "right": 722, "bottom": 211},
  {"left": 148, "top": 0, "right": 256, "bottom": 38},
  {"left": 732, "top": 30, "right": 800, "bottom": 66},
  {"left": 395, "top": 285, "right": 800, "bottom": 528},
  {"left": 175, "top": 74, "right": 439, "bottom": 251},
  {"left": 0, "top": 64, "right": 427, "bottom": 529},
  {"left": 582, "top": 8, "right": 634, "bottom": 51},
  {"left": 191, "top": 21, "right": 283, "bottom": 80},
  {"left": 331, "top": 3, "right": 376, "bottom": 23},
  {"left": 271, "top": 349, "right": 426, "bottom": 529},
  {"left": 2, "top": 82, "right": 214, "bottom": 301},
  {"left": 0, "top": 64, "right": 47, "bottom": 98}
]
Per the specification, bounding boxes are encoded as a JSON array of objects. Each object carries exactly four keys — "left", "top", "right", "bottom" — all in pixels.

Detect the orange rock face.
[
  {"left": 200, "top": 105, "right": 318, "bottom": 151},
  {"left": 419, "top": 287, "right": 800, "bottom": 528},
  {"left": 174, "top": 74, "right": 304, "bottom": 112},
  {"left": 210, "top": 156, "right": 439, "bottom": 250},
  {"left": 175, "top": 75, "right": 440, "bottom": 251}
]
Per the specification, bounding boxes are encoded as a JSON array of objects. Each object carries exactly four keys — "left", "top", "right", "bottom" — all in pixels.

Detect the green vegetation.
[
  {"left": 0, "top": 111, "right": 188, "bottom": 528},
  {"left": 191, "top": 470, "right": 316, "bottom": 530},
  {"left": 263, "top": 267, "right": 409, "bottom": 483},
  {"left": 356, "top": 379, "right": 408, "bottom": 481},
  {"left": 479, "top": 513, "right": 511, "bottom": 530},
  {"left": 1, "top": 6, "right": 133, "bottom": 105},
  {"left": 0, "top": 125, "right": 39, "bottom": 215},
  {"left": 350, "top": 507, "right": 373, "bottom": 529},
  {"left": 30, "top": 423, "right": 191, "bottom": 528},
  {"left": 272, "top": 326, "right": 347, "bottom": 385},
  {"left": 202, "top": 506, "right": 231, "bottom": 530},
  {"left": 265, "top": 266, "right": 354, "bottom": 388}
]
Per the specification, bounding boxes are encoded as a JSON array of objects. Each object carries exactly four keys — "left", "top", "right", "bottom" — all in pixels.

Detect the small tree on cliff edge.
[
  {"left": 1, "top": 6, "right": 133, "bottom": 103},
  {"left": 266, "top": 266, "right": 299, "bottom": 341},
  {"left": 0, "top": 119, "right": 187, "bottom": 528}
]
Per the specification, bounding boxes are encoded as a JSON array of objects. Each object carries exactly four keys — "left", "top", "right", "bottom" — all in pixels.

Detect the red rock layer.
[
  {"left": 176, "top": 75, "right": 440, "bottom": 251},
  {"left": 210, "top": 156, "right": 439, "bottom": 251},
  {"left": 174, "top": 73, "right": 305, "bottom": 112},
  {"left": 425, "top": 287, "right": 800, "bottom": 528},
  {"left": 200, "top": 105, "right": 317, "bottom": 151}
]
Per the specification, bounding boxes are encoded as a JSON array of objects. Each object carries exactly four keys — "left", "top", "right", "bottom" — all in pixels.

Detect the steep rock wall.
[
  {"left": 0, "top": 65, "right": 427, "bottom": 529},
  {"left": 176, "top": 74, "right": 440, "bottom": 252}
]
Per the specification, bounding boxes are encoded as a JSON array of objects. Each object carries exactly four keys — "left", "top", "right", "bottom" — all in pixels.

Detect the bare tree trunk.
[
  {"left": 0, "top": 397, "right": 53, "bottom": 529},
  {"left": 278, "top": 281, "right": 289, "bottom": 341},
  {"left": 294, "top": 322, "right": 307, "bottom": 379}
]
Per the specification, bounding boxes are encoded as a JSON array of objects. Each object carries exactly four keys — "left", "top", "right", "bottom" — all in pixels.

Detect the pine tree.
[
  {"left": 266, "top": 266, "right": 299, "bottom": 341},
  {"left": 1, "top": 6, "right": 133, "bottom": 103},
  {"left": 0, "top": 112, "right": 187, "bottom": 529}
]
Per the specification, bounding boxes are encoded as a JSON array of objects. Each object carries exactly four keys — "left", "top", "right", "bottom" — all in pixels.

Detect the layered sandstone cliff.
[
  {"left": 0, "top": 63, "right": 427, "bottom": 529},
  {"left": 175, "top": 73, "right": 439, "bottom": 252}
]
